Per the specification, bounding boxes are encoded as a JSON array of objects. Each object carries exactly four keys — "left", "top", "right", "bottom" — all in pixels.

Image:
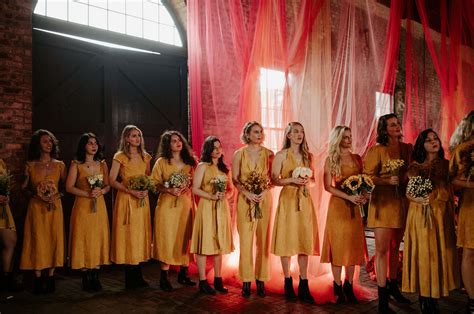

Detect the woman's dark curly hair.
[
  {"left": 157, "top": 130, "right": 196, "bottom": 166},
  {"left": 412, "top": 129, "right": 444, "bottom": 163},
  {"left": 75, "top": 133, "right": 104, "bottom": 163},
  {"left": 27, "top": 129, "right": 60, "bottom": 161},
  {"left": 200, "top": 136, "right": 229, "bottom": 174},
  {"left": 376, "top": 113, "right": 400, "bottom": 146}
]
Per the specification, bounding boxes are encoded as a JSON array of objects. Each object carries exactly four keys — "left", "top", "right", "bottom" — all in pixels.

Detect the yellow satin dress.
[
  {"left": 0, "top": 159, "right": 15, "bottom": 230},
  {"left": 151, "top": 157, "right": 194, "bottom": 265},
  {"left": 364, "top": 143, "right": 412, "bottom": 228},
  {"left": 69, "top": 160, "right": 110, "bottom": 269},
  {"left": 321, "top": 156, "right": 365, "bottom": 266},
  {"left": 449, "top": 139, "right": 474, "bottom": 248},
  {"left": 271, "top": 149, "right": 319, "bottom": 257},
  {"left": 402, "top": 159, "right": 460, "bottom": 297},
  {"left": 20, "top": 160, "right": 65, "bottom": 270},
  {"left": 190, "top": 163, "right": 234, "bottom": 255},
  {"left": 111, "top": 152, "right": 152, "bottom": 265},
  {"left": 235, "top": 146, "right": 273, "bottom": 282}
]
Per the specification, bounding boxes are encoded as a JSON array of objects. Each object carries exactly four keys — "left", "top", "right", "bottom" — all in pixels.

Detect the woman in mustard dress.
[
  {"left": 109, "top": 125, "right": 152, "bottom": 289},
  {"left": 232, "top": 121, "right": 273, "bottom": 298},
  {"left": 271, "top": 122, "right": 319, "bottom": 304},
  {"left": 152, "top": 130, "right": 197, "bottom": 291},
  {"left": 191, "top": 136, "right": 234, "bottom": 295},
  {"left": 363, "top": 113, "right": 412, "bottom": 313},
  {"left": 321, "top": 126, "right": 366, "bottom": 304},
  {"left": 20, "top": 129, "right": 66, "bottom": 294},
  {"left": 403, "top": 129, "right": 459, "bottom": 314},
  {"left": 66, "top": 133, "right": 111, "bottom": 291},
  {"left": 0, "top": 158, "right": 18, "bottom": 291},
  {"left": 449, "top": 110, "right": 474, "bottom": 313}
]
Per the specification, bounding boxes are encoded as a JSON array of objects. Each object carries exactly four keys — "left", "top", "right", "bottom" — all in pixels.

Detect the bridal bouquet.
[
  {"left": 211, "top": 175, "right": 228, "bottom": 209},
  {"left": 384, "top": 159, "right": 405, "bottom": 197},
  {"left": 407, "top": 176, "right": 433, "bottom": 227},
  {"left": 37, "top": 179, "right": 60, "bottom": 210},
  {"left": 292, "top": 166, "right": 312, "bottom": 197},
  {"left": 127, "top": 175, "right": 156, "bottom": 207},
  {"left": 0, "top": 171, "right": 12, "bottom": 221},
  {"left": 240, "top": 171, "right": 270, "bottom": 219},
  {"left": 86, "top": 174, "right": 104, "bottom": 212},
  {"left": 341, "top": 174, "right": 375, "bottom": 217},
  {"left": 164, "top": 171, "right": 191, "bottom": 206}
]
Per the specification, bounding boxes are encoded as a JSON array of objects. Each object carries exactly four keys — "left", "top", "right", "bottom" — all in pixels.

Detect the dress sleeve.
[
  {"left": 144, "top": 152, "right": 152, "bottom": 163},
  {"left": 113, "top": 152, "right": 127, "bottom": 165},
  {"left": 363, "top": 146, "right": 381, "bottom": 179},
  {"left": 151, "top": 158, "right": 164, "bottom": 185}
]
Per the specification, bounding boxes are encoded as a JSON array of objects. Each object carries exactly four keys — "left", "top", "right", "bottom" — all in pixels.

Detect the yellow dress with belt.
[
  {"left": 402, "top": 159, "right": 460, "bottom": 297},
  {"left": 320, "top": 156, "right": 365, "bottom": 266},
  {"left": 69, "top": 160, "right": 110, "bottom": 269},
  {"left": 190, "top": 163, "right": 234, "bottom": 255},
  {"left": 449, "top": 138, "right": 474, "bottom": 248},
  {"left": 0, "top": 159, "right": 15, "bottom": 231},
  {"left": 271, "top": 149, "right": 319, "bottom": 257},
  {"left": 111, "top": 152, "right": 152, "bottom": 265},
  {"left": 151, "top": 157, "right": 194, "bottom": 265},
  {"left": 236, "top": 146, "right": 273, "bottom": 282},
  {"left": 20, "top": 160, "right": 65, "bottom": 270},
  {"left": 364, "top": 143, "right": 412, "bottom": 228}
]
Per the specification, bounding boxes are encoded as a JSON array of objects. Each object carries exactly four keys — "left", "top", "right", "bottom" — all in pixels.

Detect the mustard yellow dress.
[
  {"left": 235, "top": 147, "right": 273, "bottom": 282},
  {"left": 449, "top": 138, "right": 474, "bottom": 248},
  {"left": 111, "top": 152, "right": 152, "bottom": 265},
  {"left": 271, "top": 149, "right": 319, "bottom": 257},
  {"left": 364, "top": 143, "right": 412, "bottom": 228},
  {"left": 402, "top": 159, "right": 460, "bottom": 297},
  {"left": 151, "top": 157, "right": 194, "bottom": 265},
  {"left": 69, "top": 160, "right": 110, "bottom": 269},
  {"left": 321, "top": 156, "right": 365, "bottom": 266},
  {"left": 0, "top": 159, "right": 15, "bottom": 231},
  {"left": 20, "top": 160, "right": 65, "bottom": 270},
  {"left": 190, "top": 163, "right": 234, "bottom": 255}
]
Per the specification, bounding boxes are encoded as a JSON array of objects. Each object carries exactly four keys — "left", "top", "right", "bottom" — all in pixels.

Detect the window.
[
  {"left": 375, "top": 91, "right": 392, "bottom": 118},
  {"left": 34, "top": 0, "right": 183, "bottom": 47},
  {"left": 260, "top": 68, "right": 286, "bottom": 152}
]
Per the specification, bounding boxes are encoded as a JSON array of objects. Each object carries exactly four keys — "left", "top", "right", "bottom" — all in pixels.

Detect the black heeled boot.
[
  {"left": 45, "top": 275, "right": 55, "bottom": 293},
  {"left": 5, "top": 272, "right": 21, "bottom": 292},
  {"left": 177, "top": 266, "right": 196, "bottom": 286},
  {"left": 135, "top": 265, "right": 149, "bottom": 288},
  {"left": 125, "top": 265, "right": 136, "bottom": 289},
  {"left": 343, "top": 280, "right": 358, "bottom": 304},
  {"left": 387, "top": 278, "right": 410, "bottom": 304},
  {"left": 429, "top": 298, "right": 440, "bottom": 314},
  {"left": 333, "top": 281, "right": 345, "bottom": 304},
  {"left": 82, "top": 270, "right": 92, "bottom": 291},
  {"left": 214, "top": 277, "right": 228, "bottom": 293},
  {"left": 256, "top": 279, "right": 266, "bottom": 297},
  {"left": 419, "top": 295, "right": 431, "bottom": 314},
  {"left": 284, "top": 277, "right": 297, "bottom": 301},
  {"left": 33, "top": 276, "right": 44, "bottom": 294},
  {"left": 159, "top": 270, "right": 173, "bottom": 292},
  {"left": 241, "top": 281, "right": 251, "bottom": 297},
  {"left": 378, "top": 286, "right": 396, "bottom": 313},
  {"left": 91, "top": 269, "right": 102, "bottom": 291},
  {"left": 298, "top": 277, "right": 315, "bottom": 304},
  {"left": 199, "top": 279, "right": 216, "bottom": 295}
]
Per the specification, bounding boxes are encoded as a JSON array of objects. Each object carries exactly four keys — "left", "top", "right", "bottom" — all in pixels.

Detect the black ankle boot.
[
  {"left": 467, "top": 297, "right": 474, "bottom": 314},
  {"left": 333, "top": 281, "right": 345, "bottom": 304},
  {"left": 135, "top": 265, "right": 149, "bottom": 288},
  {"left": 177, "top": 266, "right": 196, "bottom": 286},
  {"left": 429, "top": 298, "right": 440, "bottom": 314},
  {"left": 298, "top": 277, "right": 315, "bottom": 304},
  {"left": 256, "top": 280, "right": 266, "bottom": 297},
  {"left": 387, "top": 278, "right": 410, "bottom": 304},
  {"left": 45, "top": 275, "right": 55, "bottom": 293},
  {"left": 214, "top": 277, "right": 228, "bottom": 293},
  {"left": 199, "top": 279, "right": 216, "bottom": 295},
  {"left": 5, "top": 272, "right": 21, "bottom": 292},
  {"left": 378, "top": 286, "right": 395, "bottom": 313},
  {"left": 241, "top": 281, "right": 251, "bottom": 297},
  {"left": 159, "top": 270, "right": 173, "bottom": 292},
  {"left": 91, "top": 269, "right": 102, "bottom": 291},
  {"left": 33, "top": 276, "right": 44, "bottom": 294},
  {"left": 82, "top": 271, "right": 92, "bottom": 291},
  {"left": 125, "top": 266, "right": 137, "bottom": 289},
  {"left": 343, "top": 280, "right": 357, "bottom": 304},
  {"left": 419, "top": 295, "right": 431, "bottom": 314},
  {"left": 284, "top": 277, "right": 297, "bottom": 301}
]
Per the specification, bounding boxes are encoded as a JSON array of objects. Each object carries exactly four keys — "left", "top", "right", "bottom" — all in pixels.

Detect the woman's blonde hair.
[
  {"left": 118, "top": 125, "right": 147, "bottom": 160},
  {"left": 328, "top": 126, "right": 351, "bottom": 178},
  {"left": 449, "top": 110, "right": 474, "bottom": 151},
  {"left": 282, "top": 122, "right": 312, "bottom": 168},
  {"left": 240, "top": 121, "right": 264, "bottom": 144}
]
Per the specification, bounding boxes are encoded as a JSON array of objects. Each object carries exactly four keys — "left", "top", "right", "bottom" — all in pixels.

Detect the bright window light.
[{"left": 375, "top": 92, "right": 392, "bottom": 117}]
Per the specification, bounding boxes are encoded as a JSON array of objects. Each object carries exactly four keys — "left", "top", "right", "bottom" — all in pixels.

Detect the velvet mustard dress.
[
  {"left": 111, "top": 152, "right": 152, "bottom": 265},
  {"left": 151, "top": 157, "right": 194, "bottom": 266},
  {"left": 321, "top": 156, "right": 365, "bottom": 266},
  {"left": 69, "top": 160, "right": 110, "bottom": 269},
  {"left": 449, "top": 138, "right": 474, "bottom": 249},
  {"left": 190, "top": 163, "right": 234, "bottom": 255},
  {"left": 271, "top": 149, "right": 319, "bottom": 257},
  {"left": 20, "top": 160, "right": 65, "bottom": 270},
  {"left": 0, "top": 159, "right": 15, "bottom": 231},
  {"left": 402, "top": 159, "right": 460, "bottom": 298},
  {"left": 235, "top": 146, "right": 273, "bottom": 282},
  {"left": 364, "top": 143, "right": 412, "bottom": 228}
]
